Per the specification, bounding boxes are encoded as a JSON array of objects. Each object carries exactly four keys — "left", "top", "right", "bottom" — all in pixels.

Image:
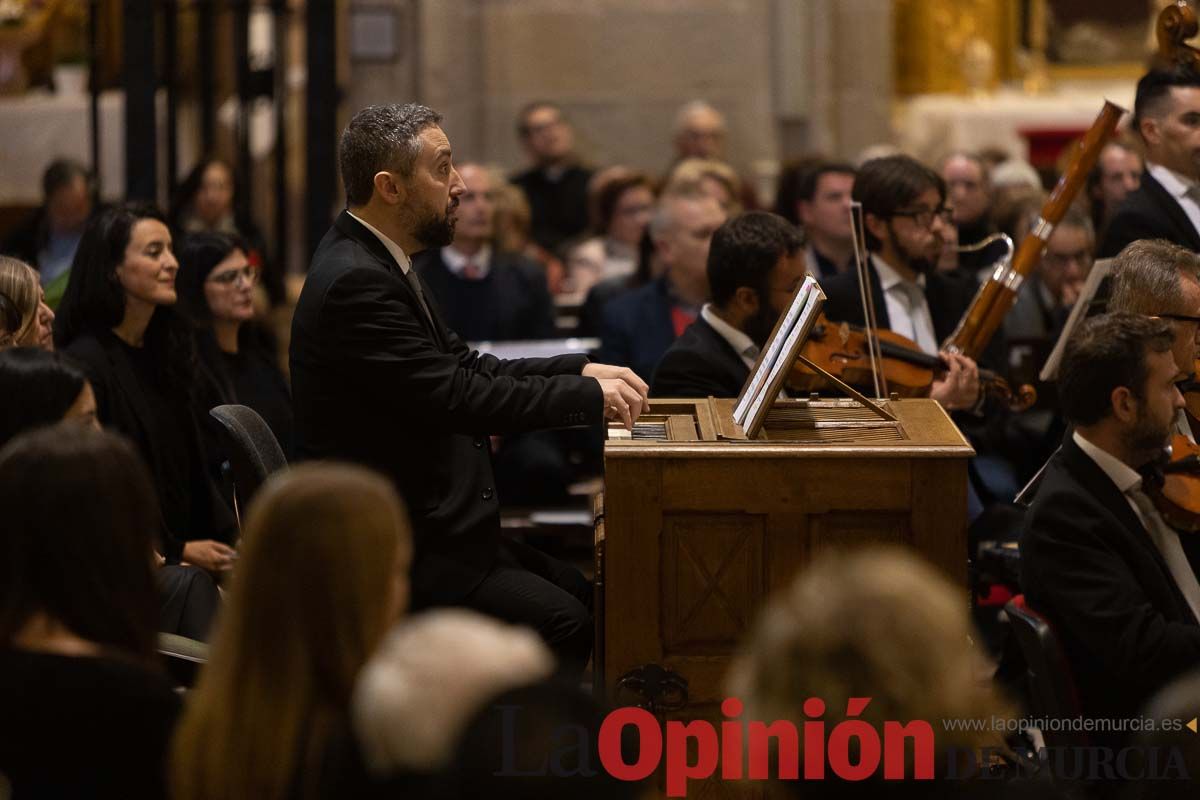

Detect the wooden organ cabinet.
[{"left": 594, "top": 395, "right": 973, "bottom": 794}]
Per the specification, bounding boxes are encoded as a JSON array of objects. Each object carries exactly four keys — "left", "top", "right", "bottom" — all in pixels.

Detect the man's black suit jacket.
[
  {"left": 819, "top": 259, "right": 1005, "bottom": 370},
  {"left": 413, "top": 248, "right": 556, "bottom": 342},
  {"left": 1099, "top": 170, "right": 1200, "bottom": 258},
  {"left": 290, "top": 212, "right": 603, "bottom": 604},
  {"left": 595, "top": 276, "right": 681, "bottom": 384},
  {"left": 650, "top": 315, "right": 749, "bottom": 398},
  {"left": 1021, "top": 435, "right": 1200, "bottom": 725}
]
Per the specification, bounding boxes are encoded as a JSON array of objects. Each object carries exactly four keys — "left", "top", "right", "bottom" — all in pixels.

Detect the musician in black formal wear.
[
  {"left": 1100, "top": 66, "right": 1200, "bottom": 257},
  {"left": 651, "top": 211, "right": 805, "bottom": 398},
  {"left": 1021, "top": 313, "right": 1200, "bottom": 737},
  {"left": 820, "top": 155, "right": 984, "bottom": 412},
  {"left": 289, "top": 104, "right": 647, "bottom": 674}
]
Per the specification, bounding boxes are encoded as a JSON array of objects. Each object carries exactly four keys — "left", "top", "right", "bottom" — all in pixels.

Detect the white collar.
[
  {"left": 346, "top": 210, "right": 412, "bottom": 275},
  {"left": 872, "top": 253, "right": 926, "bottom": 293},
  {"left": 701, "top": 304, "right": 758, "bottom": 360},
  {"left": 441, "top": 244, "right": 492, "bottom": 279},
  {"left": 1072, "top": 430, "right": 1142, "bottom": 494},
  {"left": 1148, "top": 162, "right": 1199, "bottom": 199}
]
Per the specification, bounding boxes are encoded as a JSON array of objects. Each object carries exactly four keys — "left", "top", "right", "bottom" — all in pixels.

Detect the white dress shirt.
[
  {"left": 1147, "top": 163, "right": 1200, "bottom": 243},
  {"left": 347, "top": 210, "right": 413, "bottom": 274},
  {"left": 1073, "top": 431, "right": 1200, "bottom": 623},
  {"left": 701, "top": 304, "right": 761, "bottom": 370},
  {"left": 442, "top": 243, "right": 492, "bottom": 279},
  {"left": 872, "top": 254, "right": 939, "bottom": 355}
]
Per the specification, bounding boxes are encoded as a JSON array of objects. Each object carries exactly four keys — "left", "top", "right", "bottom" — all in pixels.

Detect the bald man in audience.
[
  {"left": 510, "top": 101, "right": 593, "bottom": 254},
  {"left": 670, "top": 100, "right": 757, "bottom": 209},
  {"left": 1088, "top": 139, "right": 1143, "bottom": 241}
]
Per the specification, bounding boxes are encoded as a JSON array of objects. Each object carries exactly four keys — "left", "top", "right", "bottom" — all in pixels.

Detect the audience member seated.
[
  {"left": 172, "top": 463, "right": 412, "bottom": 800},
  {"left": 492, "top": 179, "right": 566, "bottom": 295},
  {"left": 1101, "top": 66, "right": 1200, "bottom": 258},
  {"left": 941, "top": 151, "right": 995, "bottom": 275},
  {"left": 670, "top": 99, "right": 758, "bottom": 208},
  {"left": 652, "top": 211, "right": 805, "bottom": 397},
  {"left": 1021, "top": 313, "right": 1200, "bottom": 745},
  {"left": 1005, "top": 205, "right": 1094, "bottom": 344},
  {"left": 789, "top": 161, "right": 856, "bottom": 279},
  {"left": 0, "top": 426, "right": 181, "bottom": 799},
  {"left": 0, "top": 347, "right": 98, "bottom": 446},
  {"left": 176, "top": 232, "right": 293, "bottom": 453},
  {"left": 666, "top": 157, "right": 744, "bottom": 215},
  {"left": 1, "top": 159, "right": 95, "bottom": 305},
  {"left": 0, "top": 346, "right": 219, "bottom": 640},
  {"left": 170, "top": 157, "right": 282, "bottom": 304},
  {"left": 0, "top": 256, "right": 55, "bottom": 350},
  {"left": 54, "top": 203, "right": 237, "bottom": 575},
  {"left": 729, "top": 545, "right": 1013, "bottom": 795},
  {"left": 1088, "top": 137, "right": 1143, "bottom": 245},
  {"left": 450, "top": 681, "right": 643, "bottom": 799},
  {"left": 565, "top": 167, "right": 656, "bottom": 296},
  {"left": 415, "top": 163, "right": 556, "bottom": 342},
  {"left": 597, "top": 183, "right": 726, "bottom": 382},
  {"left": 511, "top": 102, "right": 594, "bottom": 254},
  {"left": 1106, "top": 239, "right": 1200, "bottom": 444},
  {"left": 353, "top": 609, "right": 553, "bottom": 788}
]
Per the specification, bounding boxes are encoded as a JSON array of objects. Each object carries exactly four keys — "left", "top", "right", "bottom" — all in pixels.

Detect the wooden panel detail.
[
  {"left": 807, "top": 511, "right": 911, "bottom": 555},
  {"left": 661, "top": 514, "right": 765, "bottom": 655}
]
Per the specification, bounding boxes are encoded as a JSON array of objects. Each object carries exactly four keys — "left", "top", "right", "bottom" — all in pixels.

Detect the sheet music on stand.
[
  {"left": 1038, "top": 257, "right": 1113, "bottom": 382},
  {"left": 732, "top": 276, "right": 827, "bottom": 439}
]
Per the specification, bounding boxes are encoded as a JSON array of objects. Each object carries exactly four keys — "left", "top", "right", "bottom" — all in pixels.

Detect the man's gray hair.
[
  {"left": 339, "top": 103, "right": 442, "bottom": 206},
  {"left": 1109, "top": 238, "right": 1200, "bottom": 316},
  {"left": 647, "top": 179, "right": 710, "bottom": 241}
]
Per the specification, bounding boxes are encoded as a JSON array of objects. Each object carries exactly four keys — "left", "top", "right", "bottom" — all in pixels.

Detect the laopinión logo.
[{"left": 493, "top": 697, "right": 1195, "bottom": 797}]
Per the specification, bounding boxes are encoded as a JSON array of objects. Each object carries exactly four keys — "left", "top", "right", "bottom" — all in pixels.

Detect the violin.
[
  {"left": 790, "top": 312, "right": 1036, "bottom": 411},
  {"left": 1143, "top": 434, "right": 1200, "bottom": 533}
]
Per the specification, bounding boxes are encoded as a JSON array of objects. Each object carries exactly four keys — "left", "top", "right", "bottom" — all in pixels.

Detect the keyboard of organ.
[{"left": 595, "top": 396, "right": 973, "bottom": 798}]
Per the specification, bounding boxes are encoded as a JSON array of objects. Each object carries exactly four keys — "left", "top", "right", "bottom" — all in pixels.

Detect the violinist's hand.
[{"left": 930, "top": 352, "right": 981, "bottom": 412}]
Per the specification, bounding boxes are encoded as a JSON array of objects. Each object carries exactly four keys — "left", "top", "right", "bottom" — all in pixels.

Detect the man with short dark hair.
[
  {"left": 291, "top": 103, "right": 647, "bottom": 673},
  {"left": 510, "top": 101, "right": 592, "bottom": 254},
  {"left": 651, "top": 211, "right": 806, "bottom": 398},
  {"left": 1022, "top": 312, "right": 1200, "bottom": 735},
  {"left": 794, "top": 162, "right": 855, "bottom": 279},
  {"left": 1101, "top": 66, "right": 1200, "bottom": 256}
]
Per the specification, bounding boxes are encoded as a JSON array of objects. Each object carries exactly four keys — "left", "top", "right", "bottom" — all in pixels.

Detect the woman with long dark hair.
[
  {"left": 0, "top": 425, "right": 181, "bottom": 798},
  {"left": 176, "top": 231, "right": 292, "bottom": 453},
  {"left": 54, "top": 203, "right": 237, "bottom": 575}
]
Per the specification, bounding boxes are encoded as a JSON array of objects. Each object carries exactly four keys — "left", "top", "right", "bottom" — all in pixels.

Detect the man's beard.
[
  {"left": 744, "top": 300, "right": 779, "bottom": 350},
  {"left": 412, "top": 205, "right": 457, "bottom": 249},
  {"left": 1125, "top": 405, "right": 1174, "bottom": 463},
  {"left": 886, "top": 224, "right": 937, "bottom": 276}
]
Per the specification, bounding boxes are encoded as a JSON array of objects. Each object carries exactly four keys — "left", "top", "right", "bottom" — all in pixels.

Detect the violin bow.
[{"left": 848, "top": 201, "right": 888, "bottom": 398}]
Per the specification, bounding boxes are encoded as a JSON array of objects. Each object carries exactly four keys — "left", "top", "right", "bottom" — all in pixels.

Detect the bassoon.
[{"left": 942, "top": 100, "right": 1124, "bottom": 360}]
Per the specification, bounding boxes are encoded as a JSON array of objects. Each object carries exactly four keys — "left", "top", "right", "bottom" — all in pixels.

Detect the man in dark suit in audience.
[
  {"left": 596, "top": 183, "right": 726, "bottom": 382},
  {"left": 652, "top": 211, "right": 805, "bottom": 398},
  {"left": 290, "top": 104, "right": 647, "bottom": 674},
  {"left": 1021, "top": 313, "right": 1200, "bottom": 736},
  {"left": 1101, "top": 66, "right": 1200, "bottom": 257},
  {"left": 510, "top": 102, "right": 593, "bottom": 255},
  {"left": 414, "top": 162, "right": 555, "bottom": 341}
]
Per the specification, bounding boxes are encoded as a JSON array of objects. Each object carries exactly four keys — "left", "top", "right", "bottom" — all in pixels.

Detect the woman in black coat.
[
  {"left": 176, "top": 231, "right": 293, "bottom": 454},
  {"left": 54, "top": 203, "right": 237, "bottom": 575}
]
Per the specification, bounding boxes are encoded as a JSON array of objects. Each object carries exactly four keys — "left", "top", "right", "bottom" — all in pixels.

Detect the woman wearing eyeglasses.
[
  {"left": 176, "top": 232, "right": 292, "bottom": 454},
  {"left": 53, "top": 204, "right": 238, "bottom": 577}
]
